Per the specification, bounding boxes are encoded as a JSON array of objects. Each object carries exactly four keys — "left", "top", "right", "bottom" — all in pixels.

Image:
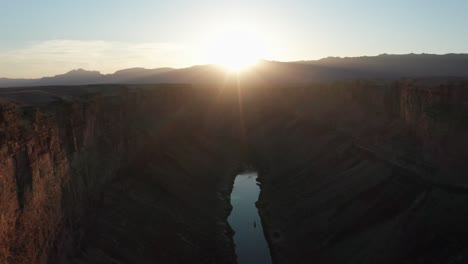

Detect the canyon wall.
[
  {"left": 0, "top": 86, "right": 142, "bottom": 263},
  {"left": 0, "top": 79, "right": 467, "bottom": 263},
  {"left": 241, "top": 79, "right": 468, "bottom": 263},
  {"left": 71, "top": 86, "right": 243, "bottom": 264},
  {"left": 400, "top": 79, "right": 468, "bottom": 185},
  {"left": 0, "top": 85, "right": 242, "bottom": 263}
]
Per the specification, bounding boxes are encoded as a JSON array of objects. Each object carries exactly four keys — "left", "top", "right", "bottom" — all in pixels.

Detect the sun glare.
[{"left": 202, "top": 28, "right": 266, "bottom": 72}]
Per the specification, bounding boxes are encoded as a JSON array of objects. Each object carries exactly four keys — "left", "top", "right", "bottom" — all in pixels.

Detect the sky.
[{"left": 1, "top": 0, "right": 467, "bottom": 78}]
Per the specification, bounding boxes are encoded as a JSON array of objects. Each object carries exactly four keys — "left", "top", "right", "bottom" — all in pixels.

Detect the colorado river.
[{"left": 228, "top": 172, "right": 272, "bottom": 264}]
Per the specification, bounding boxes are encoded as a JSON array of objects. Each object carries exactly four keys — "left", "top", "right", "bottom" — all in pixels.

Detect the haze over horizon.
[
  {"left": 3, "top": 53, "right": 467, "bottom": 80},
  {"left": 2, "top": 0, "right": 468, "bottom": 78}
]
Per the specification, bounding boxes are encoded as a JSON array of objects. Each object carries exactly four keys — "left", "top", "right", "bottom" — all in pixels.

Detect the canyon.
[{"left": 1, "top": 78, "right": 468, "bottom": 263}]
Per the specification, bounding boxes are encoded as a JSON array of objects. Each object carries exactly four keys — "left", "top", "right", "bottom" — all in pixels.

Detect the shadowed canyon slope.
[
  {"left": 1, "top": 54, "right": 468, "bottom": 87},
  {"left": 1, "top": 78, "right": 468, "bottom": 263}
]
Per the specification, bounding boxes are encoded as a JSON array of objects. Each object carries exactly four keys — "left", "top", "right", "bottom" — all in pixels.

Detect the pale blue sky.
[{"left": 1, "top": 0, "right": 467, "bottom": 77}]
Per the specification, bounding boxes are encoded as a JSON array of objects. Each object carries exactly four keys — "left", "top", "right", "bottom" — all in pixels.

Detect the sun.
[{"left": 202, "top": 29, "right": 266, "bottom": 72}]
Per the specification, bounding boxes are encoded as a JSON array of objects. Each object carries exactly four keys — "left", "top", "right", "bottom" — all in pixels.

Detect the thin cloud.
[{"left": 0, "top": 40, "right": 191, "bottom": 78}]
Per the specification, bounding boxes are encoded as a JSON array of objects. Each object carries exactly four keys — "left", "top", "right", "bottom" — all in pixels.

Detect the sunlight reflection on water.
[{"left": 228, "top": 172, "right": 272, "bottom": 264}]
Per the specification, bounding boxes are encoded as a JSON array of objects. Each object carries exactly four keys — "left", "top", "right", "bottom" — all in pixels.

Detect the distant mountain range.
[{"left": 1, "top": 54, "right": 468, "bottom": 87}]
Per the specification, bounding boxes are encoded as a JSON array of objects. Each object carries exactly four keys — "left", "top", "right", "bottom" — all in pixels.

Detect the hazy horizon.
[
  {"left": 2, "top": 0, "right": 468, "bottom": 78},
  {"left": 3, "top": 52, "right": 468, "bottom": 79}
]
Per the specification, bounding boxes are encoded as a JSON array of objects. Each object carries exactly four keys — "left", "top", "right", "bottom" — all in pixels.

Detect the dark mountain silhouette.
[
  {"left": 1, "top": 54, "right": 467, "bottom": 87},
  {"left": 0, "top": 78, "right": 36, "bottom": 87},
  {"left": 38, "top": 69, "right": 104, "bottom": 86},
  {"left": 297, "top": 53, "right": 468, "bottom": 77},
  {"left": 112, "top": 67, "right": 174, "bottom": 83}
]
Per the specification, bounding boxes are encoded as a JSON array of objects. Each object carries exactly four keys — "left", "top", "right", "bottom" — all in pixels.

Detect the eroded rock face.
[
  {"left": 0, "top": 86, "right": 141, "bottom": 263},
  {"left": 70, "top": 86, "right": 243, "bottom": 264},
  {"left": 0, "top": 80, "right": 468, "bottom": 264},
  {"left": 241, "top": 79, "right": 468, "bottom": 264},
  {"left": 0, "top": 85, "right": 241, "bottom": 264}
]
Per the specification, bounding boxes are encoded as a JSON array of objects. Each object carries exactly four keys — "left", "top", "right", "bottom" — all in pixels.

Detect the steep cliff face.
[
  {"left": 1, "top": 79, "right": 467, "bottom": 264},
  {"left": 0, "top": 86, "right": 143, "bottom": 263},
  {"left": 400, "top": 79, "right": 468, "bottom": 185},
  {"left": 241, "top": 79, "right": 468, "bottom": 264},
  {"left": 71, "top": 86, "right": 243, "bottom": 263}
]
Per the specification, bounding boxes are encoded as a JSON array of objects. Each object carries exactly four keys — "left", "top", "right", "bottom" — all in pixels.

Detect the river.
[{"left": 228, "top": 172, "right": 272, "bottom": 264}]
